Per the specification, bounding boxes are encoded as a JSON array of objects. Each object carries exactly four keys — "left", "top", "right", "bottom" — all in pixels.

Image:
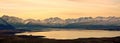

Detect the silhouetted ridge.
[{"left": 0, "top": 18, "right": 15, "bottom": 30}]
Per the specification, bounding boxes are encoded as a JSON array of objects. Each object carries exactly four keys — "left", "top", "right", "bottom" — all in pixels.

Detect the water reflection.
[{"left": 16, "top": 30, "right": 120, "bottom": 39}]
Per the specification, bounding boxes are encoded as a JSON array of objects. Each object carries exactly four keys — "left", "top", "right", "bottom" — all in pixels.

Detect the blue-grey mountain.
[{"left": 1, "top": 15, "right": 120, "bottom": 30}]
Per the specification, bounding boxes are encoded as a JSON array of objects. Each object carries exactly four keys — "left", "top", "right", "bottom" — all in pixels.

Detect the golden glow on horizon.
[{"left": 0, "top": 0, "right": 120, "bottom": 19}]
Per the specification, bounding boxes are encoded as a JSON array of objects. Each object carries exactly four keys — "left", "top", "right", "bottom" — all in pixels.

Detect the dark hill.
[{"left": 0, "top": 18, "right": 15, "bottom": 30}]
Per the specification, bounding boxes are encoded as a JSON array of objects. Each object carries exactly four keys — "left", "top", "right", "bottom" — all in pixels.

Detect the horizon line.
[{"left": 1, "top": 15, "right": 120, "bottom": 20}]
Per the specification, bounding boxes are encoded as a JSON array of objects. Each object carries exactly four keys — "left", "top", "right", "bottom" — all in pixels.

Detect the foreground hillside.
[{"left": 0, "top": 34, "right": 120, "bottom": 43}]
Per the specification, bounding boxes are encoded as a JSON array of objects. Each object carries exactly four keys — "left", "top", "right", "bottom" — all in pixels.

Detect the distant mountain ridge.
[
  {"left": 0, "top": 18, "right": 15, "bottom": 30},
  {"left": 1, "top": 15, "right": 120, "bottom": 30}
]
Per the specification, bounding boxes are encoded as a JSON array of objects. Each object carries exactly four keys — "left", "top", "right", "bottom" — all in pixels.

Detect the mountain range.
[{"left": 0, "top": 15, "right": 120, "bottom": 30}]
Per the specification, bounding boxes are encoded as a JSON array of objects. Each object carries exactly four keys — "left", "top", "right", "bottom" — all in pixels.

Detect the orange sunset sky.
[{"left": 0, "top": 0, "right": 120, "bottom": 19}]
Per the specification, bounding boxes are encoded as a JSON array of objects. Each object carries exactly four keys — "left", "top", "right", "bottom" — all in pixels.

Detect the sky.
[{"left": 0, "top": 0, "right": 120, "bottom": 19}]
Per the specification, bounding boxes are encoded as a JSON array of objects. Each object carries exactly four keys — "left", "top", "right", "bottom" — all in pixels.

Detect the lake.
[{"left": 16, "top": 29, "right": 120, "bottom": 39}]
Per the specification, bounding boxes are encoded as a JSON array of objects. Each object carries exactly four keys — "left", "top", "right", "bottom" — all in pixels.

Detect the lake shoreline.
[
  {"left": 16, "top": 30, "right": 120, "bottom": 39},
  {"left": 0, "top": 29, "right": 120, "bottom": 43},
  {"left": 0, "top": 34, "right": 120, "bottom": 43}
]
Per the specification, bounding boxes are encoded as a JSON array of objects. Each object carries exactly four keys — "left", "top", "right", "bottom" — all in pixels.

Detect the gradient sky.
[{"left": 0, "top": 0, "right": 120, "bottom": 19}]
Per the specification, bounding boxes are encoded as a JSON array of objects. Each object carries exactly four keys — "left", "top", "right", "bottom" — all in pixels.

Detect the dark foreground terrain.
[
  {"left": 0, "top": 30, "right": 120, "bottom": 43},
  {"left": 0, "top": 35, "right": 120, "bottom": 43}
]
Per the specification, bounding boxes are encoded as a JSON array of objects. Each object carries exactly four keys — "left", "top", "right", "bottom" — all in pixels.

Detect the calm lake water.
[{"left": 16, "top": 29, "right": 120, "bottom": 39}]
